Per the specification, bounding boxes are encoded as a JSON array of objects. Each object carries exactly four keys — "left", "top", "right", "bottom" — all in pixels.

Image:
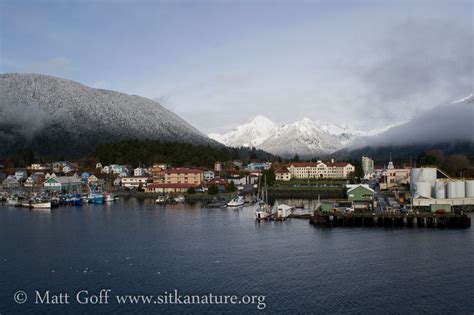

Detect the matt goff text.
[{"left": 13, "top": 289, "right": 267, "bottom": 310}]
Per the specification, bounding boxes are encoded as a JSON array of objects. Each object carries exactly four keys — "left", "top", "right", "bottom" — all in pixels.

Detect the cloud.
[
  {"left": 22, "top": 56, "right": 72, "bottom": 74},
  {"left": 349, "top": 96, "right": 474, "bottom": 149},
  {"left": 356, "top": 18, "right": 473, "bottom": 120}
]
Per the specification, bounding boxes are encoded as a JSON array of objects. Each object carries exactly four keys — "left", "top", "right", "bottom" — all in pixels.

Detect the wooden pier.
[{"left": 309, "top": 212, "right": 471, "bottom": 229}]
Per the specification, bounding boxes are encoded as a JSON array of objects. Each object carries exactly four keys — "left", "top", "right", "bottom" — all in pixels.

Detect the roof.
[
  {"left": 46, "top": 176, "right": 82, "bottom": 184},
  {"left": 163, "top": 168, "right": 203, "bottom": 174},
  {"left": 346, "top": 184, "right": 374, "bottom": 193},
  {"left": 290, "top": 162, "right": 353, "bottom": 168},
  {"left": 275, "top": 168, "right": 289, "bottom": 173},
  {"left": 146, "top": 183, "right": 198, "bottom": 189}
]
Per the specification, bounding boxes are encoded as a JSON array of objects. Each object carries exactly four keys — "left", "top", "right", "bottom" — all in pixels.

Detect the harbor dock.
[{"left": 310, "top": 212, "right": 471, "bottom": 228}]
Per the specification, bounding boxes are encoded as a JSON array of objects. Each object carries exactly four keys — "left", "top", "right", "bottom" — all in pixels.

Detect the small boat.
[
  {"left": 88, "top": 192, "right": 104, "bottom": 204},
  {"left": 255, "top": 176, "right": 272, "bottom": 220},
  {"left": 227, "top": 196, "right": 245, "bottom": 207},
  {"left": 155, "top": 194, "right": 169, "bottom": 204},
  {"left": 6, "top": 196, "right": 22, "bottom": 207},
  {"left": 173, "top": 195, "right": 185, "bottom": 203},
  {"left": 65, "top": 194, "right": 83, "bottom": 206},
  {"left": 31, "top": 201, "right": 51, "bottom": 209},
  {"left": 104, "top": 192, "right": 116, "bottom": 202}
]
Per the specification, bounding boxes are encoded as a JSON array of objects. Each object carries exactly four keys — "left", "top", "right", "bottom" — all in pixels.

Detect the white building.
[
  {"left": 275, "top": 168, "right": 291, "bottom": 181},
  {"left": 204, "top": 171, "right": 215, "bottom": 182},
  {"left": 14, "top": 169, "right": 28, "bottom": 181},
  {"left": 121, "top": 176, "right": 149, "bottom": 188},
  {"left": 287, "top": 160, "right": 355, "bottom": 179},
  {"left": 134, "top": 167, "right": 146, "bottom": 177},
  {"left": 362, "top": 156, "right": 374, "bottom": 175}
]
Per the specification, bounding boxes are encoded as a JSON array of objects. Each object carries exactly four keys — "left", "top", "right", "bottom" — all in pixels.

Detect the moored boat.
[
  {"left": 104, "top": 192, "right": 116, "bottom": 202},
  {"left": 227, "top": 195, "right": 245, "bottom": 207},
  {"left": 155, "top": 194, "right": 169, "bottom": 204}
]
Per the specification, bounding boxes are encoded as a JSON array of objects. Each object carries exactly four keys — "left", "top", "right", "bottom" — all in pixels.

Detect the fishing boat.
[
  {"left": 87, "top": 183, "right": 105, "bottom": 204},
  {"left": 173, "top": 195, "right": 185, "bottom": 203},
  {"left": 65, "top": 194, "right": 83, "bottom": 206},
  {"left": 31, "top": 201, "right": 52, "bottom": 209},
  {"left": 255, "top": 176, "right": 273, "bottom": 220},
  {"left": 104, "top": 192, "right": 116, "bottom": 202},
  {"left": 155, "top": 194, "right": 169, "bottom": 204},
  {"left": 227, "top": 195, "right": 245, "bottom": 207},
  {"left": 6, "top": 196, "right": 22, "bottom": 207},
  {"left": 88, "top": 192, "right": 104, "bottom": 204}
]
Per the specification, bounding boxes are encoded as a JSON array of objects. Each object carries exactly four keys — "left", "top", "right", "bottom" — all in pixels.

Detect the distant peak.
[
  {"left": 250, "top": 115, "right": 275, "bottom": 124},
  {"left": 452, "top": 93, "right": 474, "bottom": 104}
]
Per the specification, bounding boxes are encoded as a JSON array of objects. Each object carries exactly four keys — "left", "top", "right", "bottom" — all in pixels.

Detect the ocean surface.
[{"left": 1, "top": 198, "right": 473, "bottom": 314}]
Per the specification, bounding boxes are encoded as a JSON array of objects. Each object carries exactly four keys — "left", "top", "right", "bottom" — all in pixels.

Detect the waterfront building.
[
  {"left": 121, "top": 176, "right": 149, "bottom": 189},
  {"left": 134, "top": 167, "right": 146, "bottom": 177},
  {"left": 362, "top": 156, "right": 374, "bottom": 175},
  {"left": 24, "top": 174, "right": 44, "bottom": 188},
  {"left": 43, "top": 176, "right": 82, "bottom": 192},
  {"left": 245, "top": 162, "right": 272, "bottom": 171},
  {"left": 275, "top": 168, "right": 291, "bottom": 181},
  {"left": 14, "top": 169, "right": 28, "bottom": 181},
  {"left": 287, "top": 160, "right": 355, "bottom": 179},
  {"left": 29, "top": 163, "right": 51, "bottom": 171},
  {"left": 204, "top": 170, "right": 215, "bottom": 182},
  {"left": 145, "top": 183, "right": 197, "bottom": 193},
  {"left": 380, "top": 167, "right": 411, "bottom": 190},
  {"left": 158, "top": 168, "right": 203, "bottom": 185},
  {"left": 346, "top": 184, "right": 375, "bottom": 211},
  {"left": 2, "top": 176, "right": 20, "bottom": 190}
]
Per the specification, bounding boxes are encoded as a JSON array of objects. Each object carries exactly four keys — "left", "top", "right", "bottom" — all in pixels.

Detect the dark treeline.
[{"left": 95, "top": 139, "right": 277, "bottom": 168}]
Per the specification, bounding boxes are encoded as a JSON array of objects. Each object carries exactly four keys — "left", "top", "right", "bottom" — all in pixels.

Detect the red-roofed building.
[
  {"left": 288, "top": 160, "right": 355, "bottom": 179},
  {"left": 154, "top": 168, "right": 204, "bottom": 186}
]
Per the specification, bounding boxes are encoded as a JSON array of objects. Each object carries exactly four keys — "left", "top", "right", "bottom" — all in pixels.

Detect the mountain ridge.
[{"left": 0, "top": 73, "right": 217, "bottom": 159}]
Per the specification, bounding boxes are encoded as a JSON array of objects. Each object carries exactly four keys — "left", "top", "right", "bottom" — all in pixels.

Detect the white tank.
[
  {"left": 466, "top": 180, "right": 474, "bottom": 198},
  {"left": 410, "top": 168, "right": 422, "bottom": 193},
  {"left": 455, "top": 180, "right": 465, "bottom": 198},
  {"left": 420, "top": 168, "right": 437, "bottom": 182},
  {"left": 414, "top": 181, "right": 431, "bottom": 198},
  {"left": 434, "top": 181, "right": 446, "bottom": 199},
  {"left": 447, "top": 181, "right": 457, "bottom": 199}
]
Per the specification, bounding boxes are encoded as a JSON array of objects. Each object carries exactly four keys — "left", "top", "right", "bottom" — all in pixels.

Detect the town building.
[
  {"left": 14, "top": 169, "right": 28, "bottom": 181},
  {"left": 214, "top": 161, "right": 222, "bottom": 172},
  {"left": 380, "top": 167, "right": 411, "bottom": 190},
  {"left": 287, "top": 160, "right": 355, "bottom": 179},
  {"left": 2, "top": 176, "right": 20, "bottom": 190},
  {"left": 43, "top": 176, "right": 82, "bottom": 192},
  {"left": 134, "top": 167, "right": 146, "bottom": 177},
  {"left": 28, "top": 163, "right": 51, "bottom": 171},
  {"left": 275, "top": 168, "right": 291, "bottom": 181},
  {"left": 346, "top": 184, "right": 375, "bottom": 211},
  {"left": 245, "top": 162, "right": 272, "bottom": 171},
  {"left": 362, "top": 156, "right": 374, "bottom": 175},
  {"left": 24, "top": 174, "right": 44, "bottom": 188},
  {"left": 121, "top": 176, "right": 149, "bottom": 189},
  {"left": 158, "top": 168, "right": 203, "bottom": 185},
  {"left": 145, "top": 183, "right": 197, "bottom": 193},
  {"left": 203, "top": 170, "right": 215, "bottom": 182}
]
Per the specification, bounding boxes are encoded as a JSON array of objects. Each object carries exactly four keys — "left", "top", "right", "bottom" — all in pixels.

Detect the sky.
[{"left": 1, "top": 0, "right": 472, "bottom": 134}]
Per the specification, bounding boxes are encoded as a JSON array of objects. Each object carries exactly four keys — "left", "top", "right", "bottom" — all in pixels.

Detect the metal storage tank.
[
  {"left": 420, "top": 168, "right": 437, "bottom": 182},
  {"left": 447, "top": 181, "right": 457, "bottom": 199},
  {"left": 466, "top": 180, "right": 474, "bottom": 198},
  {"left": 455, "top": 180, "right": 465, "bottom": 198},
  {"left": 414, "top": 181, "right": 432, "bottom": 198},
  {"left": 434, "top": 181, "right": 446, "bottom": 199},
  {"left": 410, "top": 168, "right": 422, "bottom": 193}
]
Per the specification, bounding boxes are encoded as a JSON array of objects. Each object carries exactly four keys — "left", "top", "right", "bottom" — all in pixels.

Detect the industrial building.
[{"left": 410, "top": 167, "right": 474, "bottom": 208}]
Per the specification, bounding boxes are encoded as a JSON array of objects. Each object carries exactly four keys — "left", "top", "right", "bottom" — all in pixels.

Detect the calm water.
[{"left": 1, "top": 198, "right": 473, "bottom": 314}]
